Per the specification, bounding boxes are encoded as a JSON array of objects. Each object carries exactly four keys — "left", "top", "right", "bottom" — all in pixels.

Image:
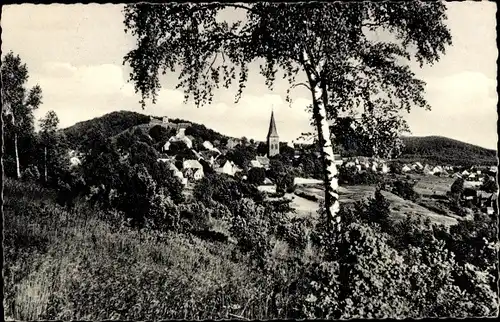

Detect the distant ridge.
[{"left": 399, "top": 135, "right": 497, "bottom": 166}]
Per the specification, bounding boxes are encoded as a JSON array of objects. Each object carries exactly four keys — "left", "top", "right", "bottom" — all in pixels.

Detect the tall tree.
[
  {"left": 1, "top": 51, "right": 42, "bottom": 179},
  {"left": 39, "top": 110, "right": 60, "bottom": 183},
  {"left": 123, "top": 2, "right": 451, "bottom": 234}
]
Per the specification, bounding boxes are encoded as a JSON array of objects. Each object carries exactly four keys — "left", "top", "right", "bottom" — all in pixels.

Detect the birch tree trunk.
[
  {"left": 303, "top": 52, "right": 341, "bottom": 233},
  {"left": 44, "top": 146, "right": 48, "bottom": 183},
  {"left": 311, "top": 84, "right": 341, "bottom": 233},
  {"left": 1, "top": 108, "right": 4, "bottom": 221},
  {"left": 14, "top": 132, "right": 21, "bottom": 179}
]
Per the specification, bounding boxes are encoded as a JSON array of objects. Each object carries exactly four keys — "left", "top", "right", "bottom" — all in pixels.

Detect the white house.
[
  {"left": 256, "top": 156, "right": 270, "bottom": 169},
  {"left": 216, "top": 160, "right": 242, "bottom": 176},
  {"left": 183, "top": 159, "right": 203, "bottom": 171},
  {"left": 380, "top": 163, "right": 389, "bottom": 174},
  {"left": 432, "top": 166, "right": 443, "bottom": 174},
  {"left": 344, "top": 161, "right": 356, "bottom": 168},
  {"left": 202, "top": 141, "right": 214, "bottom": 150},
  {"left": 258, "top": 177, "right": 277, "bottom": 193},
  {"left": 163, "top": 128, "right": 193, "bottom": 151},
  {"left": 423, "top": 165, "right": 434, "bottom": 175},
  {"left": 167, "top": 163, "right": 187, "bottom": 185},
  {"left": 402, "top": 165, "right": 412, "bottom": 173},
  {"left": 193, "top": 168, "right": 204, "bottom": 181},
  {"left": 415, "top": 162, "right": 423, "bottom": 170},
  {"left": 462, "top": 170, "right": 470, "bottom": 176},
  {"left": 250, "top": 159, "right": 263, "bottom": 168}
]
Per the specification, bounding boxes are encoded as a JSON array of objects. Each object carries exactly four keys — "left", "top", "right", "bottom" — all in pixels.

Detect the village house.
[
  {"left": 423, "top": 164, "right": 433, "bottom": 175},
  {"left": 163, "top": 128, "right": 193, "bottom": 151},
  {"left": 255, "top": 155, "right": 271, "bottom": 169},
  {"left": 164, "top": 162, "right": 187, "bottom": 185},
  {"left": 182, "top": 159, "right": 204, "bottom": 181},
  {"left": 380, "top": 163, "right": 389, "bottom": 174},
  {"left": 250, "top": 159, "right": 263, "bottom": 168},
  {"left": 216, "top": 160, "right": 242, "bottom": 177},
  {"left": 226, "top": 138, "right": 241, "bottom": 149},
  {"left": 432, "top": 165, "right": 443, "bottom": 174},
  {"left": 257, "top": 177, "right": 276, "bottom": 193},
  {"left": 203, "top": 140, "right": 214, "bottom": 150},
  {"left": 401, "top": 164, "right": 412, "bottom": 173}
]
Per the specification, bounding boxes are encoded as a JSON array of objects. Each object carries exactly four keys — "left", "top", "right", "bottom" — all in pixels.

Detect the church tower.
[{"left": 267, "top": 110, "right": 280, "bottom": 157}]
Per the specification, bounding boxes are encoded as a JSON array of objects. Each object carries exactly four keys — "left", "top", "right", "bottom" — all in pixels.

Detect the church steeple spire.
[
  {"left": 267, "top": 108, "right": 280, "bottom": 157},
  {"left": 267, "top": 109, "right": 279, "bottom": 138}
]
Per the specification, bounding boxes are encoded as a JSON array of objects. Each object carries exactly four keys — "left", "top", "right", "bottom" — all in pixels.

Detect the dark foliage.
[
  {"left": 63, "top": 111, "right": 150, "bottom": 150},
  {"left": 247, "top": 167, "right": 266, "bottom": 185},
  {"left": 400, "top": 136, "right": 497, "bottom": 166}
]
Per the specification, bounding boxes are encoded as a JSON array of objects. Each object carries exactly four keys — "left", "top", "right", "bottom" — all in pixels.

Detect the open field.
[
  {"left": 292, "top": 184, "right": 458, "bottom": 227},
  {"left": 412, "top": 174, "right": 455, "bottom": 196}
]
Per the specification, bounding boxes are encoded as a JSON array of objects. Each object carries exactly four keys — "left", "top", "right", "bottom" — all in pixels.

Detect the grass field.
[
  {"left": 412, "top": 174, "right": 455, "bottom": 196},
  {"left": 293, "top": 183, "right": 458, "bottom": 227}
]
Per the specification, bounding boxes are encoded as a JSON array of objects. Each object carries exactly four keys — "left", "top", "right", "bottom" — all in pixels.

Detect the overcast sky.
[{"left": 1, "top": 2, "right": 497, "bottom": 149}]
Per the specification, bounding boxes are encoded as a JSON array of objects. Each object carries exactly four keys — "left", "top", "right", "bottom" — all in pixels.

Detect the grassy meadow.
[{"left": 3, "top": 179, "right": 305, "bottom": 320}]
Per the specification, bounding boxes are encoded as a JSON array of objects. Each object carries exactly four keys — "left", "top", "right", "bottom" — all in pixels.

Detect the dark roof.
[{"left": 267, "top": 111, "right": 279, "bottom": 138}]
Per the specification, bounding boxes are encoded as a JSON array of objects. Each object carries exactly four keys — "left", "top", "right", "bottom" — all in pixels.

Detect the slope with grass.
[{"left": 3, "top": 179, "right": 294, "bottom": 320}]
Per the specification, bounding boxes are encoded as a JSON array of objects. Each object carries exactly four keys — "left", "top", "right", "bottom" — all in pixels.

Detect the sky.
[{"left": 1, "top": 2, "right": 498, "bottom": 149}]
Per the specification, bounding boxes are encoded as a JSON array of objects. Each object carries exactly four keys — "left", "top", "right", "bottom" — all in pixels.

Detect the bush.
[
  {"left": 22, "top": 164, "right": 41, "bottom": 182},
  {"left": 247, "top": 167, "right": 266, "bottom": 185},
  {"left": 391, "top": 179, "right": 419, "bottom": 202},
  {"left": 230, "top": 199, "right": 273, "bottom": 269},
  {"left": 299, "top": 220, "right": 498, "bottom": 319}
]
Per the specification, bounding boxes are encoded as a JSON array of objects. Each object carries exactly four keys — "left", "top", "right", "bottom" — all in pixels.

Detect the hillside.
[
  {"left": 63, "top": 111, "right": 232, "bottom": 153},
  {"left": 399, "top": 136, "right": 497, "bottom": 166},
  {"left": 62, "top": 112, "right": 497, "bottom": 167},
  {"left": 62, "top": 111, "right": 151, "bottom": 149}
]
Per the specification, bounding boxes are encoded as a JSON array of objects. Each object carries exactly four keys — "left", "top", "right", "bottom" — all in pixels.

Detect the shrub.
[
  {"left": 230, "top": 199, "right": 273, "bottom": 269},
  {"left": 22, "top": 164, "right": 41, "bottom": 182},
  {"left": 392, "top": 179, "right": 419, "bottom": 202},
  {"left": 145, "top": 191, "right": 180, "bottom": 232}
]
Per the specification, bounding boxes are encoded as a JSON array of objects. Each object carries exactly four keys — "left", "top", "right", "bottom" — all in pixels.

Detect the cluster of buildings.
[
  {"left": 155, "top": 111, "right": 280, "bottom": 187},
  {"left": 462, "top": 188, "right": 498, "bottom": 215},
  {"left": 343, "top": 157, "right": 390, "bottom": 174}
]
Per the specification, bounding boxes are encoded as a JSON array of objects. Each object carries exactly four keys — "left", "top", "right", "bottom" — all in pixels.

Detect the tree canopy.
[{"left": 123, "top": 2, "right": 452, "bottom": 233}]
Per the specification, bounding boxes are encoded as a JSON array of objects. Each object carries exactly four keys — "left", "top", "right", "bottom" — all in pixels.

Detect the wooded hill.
[
  {"left": 399, "top": 136, "right": 497, "bottom": 166},
  {"left": 62, "top": 111, "right": 497, "bottom": 166}
]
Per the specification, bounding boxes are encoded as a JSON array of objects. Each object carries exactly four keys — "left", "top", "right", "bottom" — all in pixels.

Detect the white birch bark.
[
  {"left": 44, "top": 146, "right": 48, "bottom": 183},
  {"left": 14, "top": 132, "right": 21, "bottom": 179},
  {"left": 303, "top": 51, "right": 341, "bottom": 232}
]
